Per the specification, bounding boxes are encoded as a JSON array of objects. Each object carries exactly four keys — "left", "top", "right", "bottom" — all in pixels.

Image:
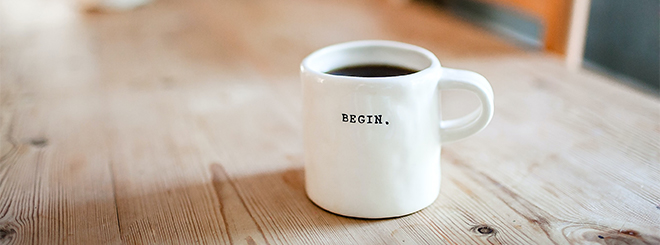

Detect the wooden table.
[{"left": 1, "top": 0, "right": 658, "bottom": 244}]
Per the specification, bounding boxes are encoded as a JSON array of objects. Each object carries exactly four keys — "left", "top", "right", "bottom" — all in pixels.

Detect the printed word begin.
[{"left": 341, "top": 114, "right": 388, "bottom": 125}]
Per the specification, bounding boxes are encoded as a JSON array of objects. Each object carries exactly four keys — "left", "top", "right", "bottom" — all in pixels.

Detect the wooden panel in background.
[{"left": 477, "top": 0, "right": 572, "bottom": 55}]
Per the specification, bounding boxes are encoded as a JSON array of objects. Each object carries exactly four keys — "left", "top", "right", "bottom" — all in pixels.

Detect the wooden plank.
[
  {"left": 1, "top": 0, "right": 659, "bottom": 244},
  {"left": 444, "top": 56, "right": 660, "bottom": 236},
  {"left": 0, "top": 0, "right": 122, "bottom": 243}
]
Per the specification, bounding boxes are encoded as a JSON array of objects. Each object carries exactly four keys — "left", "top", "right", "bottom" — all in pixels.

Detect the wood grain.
[{"left": 1, "top": 0, "right": 659, "bottom": 244}]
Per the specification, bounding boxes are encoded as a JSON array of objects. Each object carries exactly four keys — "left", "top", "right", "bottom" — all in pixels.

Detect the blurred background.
[
  {"left": 3, "top": 0, "right": 658, "bottom": 93},
  {"left": 435, "top": 0, "right": 659, "bottom": 93}
]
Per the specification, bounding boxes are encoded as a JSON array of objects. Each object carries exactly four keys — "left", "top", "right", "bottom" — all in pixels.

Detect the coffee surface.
[{"left": 327, "top": 64, "right": 418, "bottom": 77}]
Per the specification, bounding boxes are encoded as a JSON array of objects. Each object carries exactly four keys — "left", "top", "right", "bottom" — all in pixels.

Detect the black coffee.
[{"left": 327, "top": 64, "right": 418, "bottom": 77}]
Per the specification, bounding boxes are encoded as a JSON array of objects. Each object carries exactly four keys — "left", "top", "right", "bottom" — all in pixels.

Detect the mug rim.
[{"left": 301, "top": 40, "right": 441, "bottom": 82}]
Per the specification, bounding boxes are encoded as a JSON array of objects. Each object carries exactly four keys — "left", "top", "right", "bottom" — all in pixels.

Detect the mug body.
[{"left": 301, "top": 40, "right": 443, "bottom": 218}]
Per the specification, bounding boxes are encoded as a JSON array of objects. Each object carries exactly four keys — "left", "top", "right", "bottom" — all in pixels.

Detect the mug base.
[{"left": 306, "top": 194, "right": 435, "bottom": 219}]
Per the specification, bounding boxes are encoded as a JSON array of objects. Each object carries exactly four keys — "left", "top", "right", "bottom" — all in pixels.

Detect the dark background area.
[
  {"left": 583, "top": 0, "right": 659, "bottom": 91},
  {"left": 435, "top": 0, "right": 659, "bottom": 93}
]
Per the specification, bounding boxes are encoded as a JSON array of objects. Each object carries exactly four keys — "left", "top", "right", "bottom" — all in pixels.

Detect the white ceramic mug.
[{"left": 301, "top": 40, "right": 494, "bottom": 218}]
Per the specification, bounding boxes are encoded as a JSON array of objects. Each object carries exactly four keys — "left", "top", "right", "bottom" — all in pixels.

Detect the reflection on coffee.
[{"left": 327, "top": 64, "right": 418, "bottom": 77}]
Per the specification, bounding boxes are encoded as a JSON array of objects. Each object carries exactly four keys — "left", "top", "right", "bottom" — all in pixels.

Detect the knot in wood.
[
  {"left": 472, "top": 224, "right": 495, "bottom": 235},
  {"left": 29, "top": 137, "right": 48, "bottom": 147},
  {"left": 619, "top": 230, "right": 639, "bottom": 236},
  {"left": 0, "top": 227, "right": 17, "bottom": 240}
]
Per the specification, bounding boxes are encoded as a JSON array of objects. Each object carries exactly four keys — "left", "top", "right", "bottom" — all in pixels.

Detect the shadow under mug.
[{"left": 301, "top": 40, "right": 494, "bottom": 219}]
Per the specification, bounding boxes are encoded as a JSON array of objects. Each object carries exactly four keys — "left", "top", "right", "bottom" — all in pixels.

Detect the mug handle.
[{"left": 438, "top": 68, "right": 494, "bottom": 144}]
